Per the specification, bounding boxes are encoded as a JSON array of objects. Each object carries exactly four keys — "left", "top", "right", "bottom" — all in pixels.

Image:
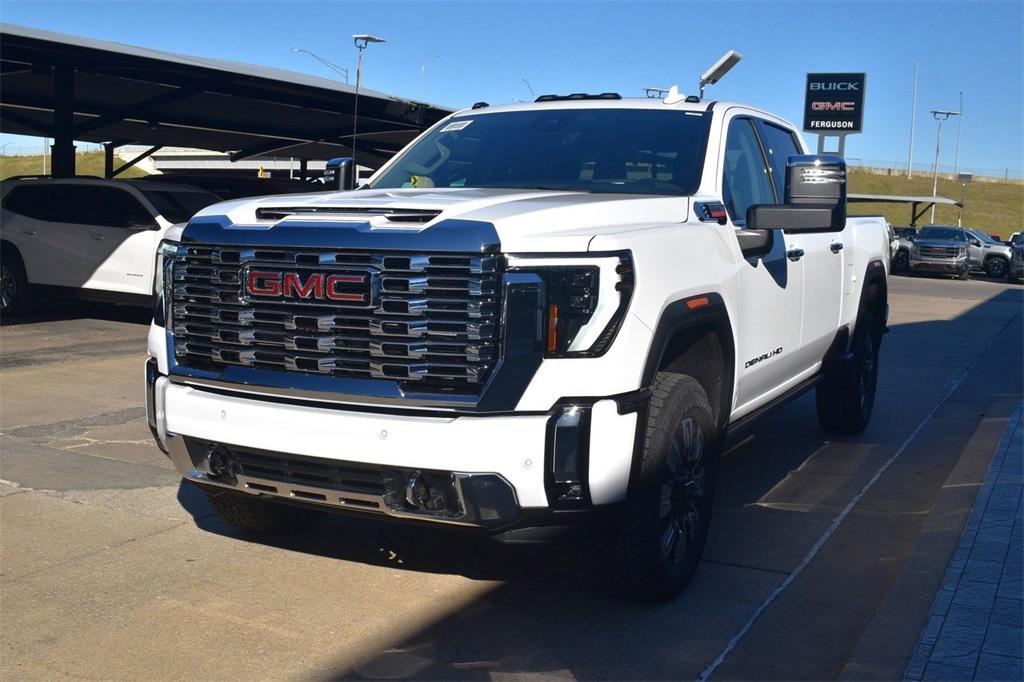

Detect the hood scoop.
[{"left": 255, "top": 206, "right": 442, "bottom": 224}]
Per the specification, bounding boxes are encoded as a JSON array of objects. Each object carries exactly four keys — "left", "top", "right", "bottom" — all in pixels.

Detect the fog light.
[
  {"left": 405, "top": 472, "right": 431, "bottom": 508},
  {"left": 203, "top": 445, "right": 234, "bottom": 482}
]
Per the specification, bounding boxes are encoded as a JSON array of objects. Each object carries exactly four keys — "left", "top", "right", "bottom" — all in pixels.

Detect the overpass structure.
[{"left": 0, "top": 24, "right": 453, "bottom": 178}]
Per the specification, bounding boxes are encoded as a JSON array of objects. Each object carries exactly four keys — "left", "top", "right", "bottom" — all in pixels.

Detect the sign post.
[{"left": 803, "top": 72, "right": 866, "bottom": 158}]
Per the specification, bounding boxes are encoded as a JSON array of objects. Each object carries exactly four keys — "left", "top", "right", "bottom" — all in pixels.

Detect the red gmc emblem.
[{"left": 244, "top": 268, "right": 374, "bottom": 305}]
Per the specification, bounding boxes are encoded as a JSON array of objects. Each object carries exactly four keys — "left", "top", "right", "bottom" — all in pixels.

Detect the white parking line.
[{"left": 697, "top": 363, "right": 977, "bottom": 681}]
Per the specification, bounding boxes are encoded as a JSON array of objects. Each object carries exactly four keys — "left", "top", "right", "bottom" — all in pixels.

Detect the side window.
[
  {"left": 3, "top": 185, "right": 47, "bottom": 220},
  {"left": 722, "top": 118, "right": 775, "bottom": 226},
  {"left": 755, "top": 120, "right": 802, "bottom": 201},
  {"left": 90, "top": 188, "right": 154, "bottom": 228},
  {"left": 43, "top": 186, "right": 99, "bottom": 225}
]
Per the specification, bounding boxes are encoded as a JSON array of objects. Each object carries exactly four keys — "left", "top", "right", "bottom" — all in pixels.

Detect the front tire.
[
  {"left": 984, "top": 257, "right": 1008, "bottom": 279},
  {"left": 0, "top": 250, "right": 29, "bottom": 316},
  {"left": 600, "top": 373, "right": 718, "bottom": 602},
  {"left": 203, "top": 487, "right": 324, "bottom": 534},
  {"left": 816, "top": 312, "right": 881, "bottom": 434},
  {"left": 893, "top": 249, "right": 910, "bottom": 272}
]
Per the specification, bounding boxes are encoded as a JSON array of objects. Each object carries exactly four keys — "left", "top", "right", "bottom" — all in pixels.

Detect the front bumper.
[
  {"left": 147, "top": 361, "right": 640, "bottom": 534},
  {"left": 909, "top": 257, "right": 968, "bottom": 275}
]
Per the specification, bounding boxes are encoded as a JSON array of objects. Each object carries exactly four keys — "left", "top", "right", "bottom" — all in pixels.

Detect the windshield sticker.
[{"left": 441, "top": 120, "right": 473, "bottom": 132}]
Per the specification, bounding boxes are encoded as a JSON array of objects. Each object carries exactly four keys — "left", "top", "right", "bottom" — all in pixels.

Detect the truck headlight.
[
  {"left": 153, "top": 240, "right": 180, "bottom": 327},
  {"left": 508, "top": 252, "right": 634, "bottom": 357},
  {"left": 958, "top": 246, "right": 967, "bottom": 257}
]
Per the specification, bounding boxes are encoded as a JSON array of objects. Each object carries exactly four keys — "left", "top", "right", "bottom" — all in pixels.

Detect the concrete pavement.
[{"left": 1, "top": 277, "right": 1021, "bottom": 680}]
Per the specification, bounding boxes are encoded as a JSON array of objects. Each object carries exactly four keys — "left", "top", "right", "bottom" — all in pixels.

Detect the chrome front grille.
[
  {"left": 918, "top": 246, "right": 959, "bottom": 259},
  {"left": 170, "top": 245, "right": 501, "bottom": 390}
]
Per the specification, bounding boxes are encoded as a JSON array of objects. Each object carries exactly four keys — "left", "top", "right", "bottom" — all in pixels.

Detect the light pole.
[
  {"left": 420, "top": 54, "right": 440, "bottom": 100},
  {"left": 953, "top": 90, "right": 964, "bottom": 177},
  {"left": 956, "top": 172, "right": 973, "bottom": 227},
  {"left": 906, "top": 58, "right": 920, "bottom": 178},
  {"left": 929, "top": 109, "right": 961, "bottom": 223},
  {"left": 289, "top": 48, "right": 349, "bottom": 83},
  {"left": 351, "top": 34, "right": 386, "bottom": 185}
]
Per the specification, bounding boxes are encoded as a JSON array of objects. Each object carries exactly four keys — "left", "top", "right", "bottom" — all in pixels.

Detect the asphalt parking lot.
[{"left": 1, "top": 274, "right": 1021, "bottom": 681}]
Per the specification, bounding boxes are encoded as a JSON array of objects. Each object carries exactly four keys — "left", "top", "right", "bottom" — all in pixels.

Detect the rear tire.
[
  {"left": 816, "top": 312, "right": 881, "bottom": 434},
  {"left": 0, "top": 250, "right": 30, "bottom": 316},
  {"left": 599, "top": 373, "right": 718, "bottom": 602},
  {"left": 984, "top": 257, "right": 1008, "bottom": 279},
  {"left": 203, "top": 488, "right": 324, "bottom": 534}
]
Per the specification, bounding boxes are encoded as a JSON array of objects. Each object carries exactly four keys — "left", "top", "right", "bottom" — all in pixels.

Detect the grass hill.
[
  {"left": 1, "top": 153, "right": 1020, "bottom": 237},
  {"left": 0, "top": 151, "right": 149, "bottom": 181},
  {"left": 848, "top": 169, "right": 1022, "bottom": 238}
]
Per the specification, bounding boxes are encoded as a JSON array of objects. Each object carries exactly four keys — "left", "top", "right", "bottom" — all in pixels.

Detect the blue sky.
[{"left": 1, "top": 0, "right": 1021, "bottom": 174}]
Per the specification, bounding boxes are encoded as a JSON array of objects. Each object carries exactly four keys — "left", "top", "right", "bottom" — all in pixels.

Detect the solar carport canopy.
[{"left": 0, "top": 24, "right": 454, "bottom": 172}]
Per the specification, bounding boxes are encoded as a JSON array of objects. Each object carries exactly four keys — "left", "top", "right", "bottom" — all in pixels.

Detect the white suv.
[{"left": 1, "top": 177, "right": 221, "bottom": 314}]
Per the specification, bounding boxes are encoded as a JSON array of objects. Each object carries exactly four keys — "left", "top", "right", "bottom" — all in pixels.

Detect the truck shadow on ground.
[
  {"left": 0, "top": 299, "right": 152, "bottom": 326},
  {"left": 174, "top": 286, "right": 1022, "bottom": 680}
]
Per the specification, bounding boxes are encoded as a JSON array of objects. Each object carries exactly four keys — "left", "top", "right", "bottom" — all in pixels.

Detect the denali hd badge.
[
  {"left": 745, "top": 347, "right": 783, "bottom": 369},
  {"left": 243, "top": 267, "right": 377, "bottom": 306}
]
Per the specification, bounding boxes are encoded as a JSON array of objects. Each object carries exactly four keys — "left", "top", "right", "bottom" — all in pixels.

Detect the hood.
[{"left": 191, "top": 187, "right": 689, "bottom": 253}]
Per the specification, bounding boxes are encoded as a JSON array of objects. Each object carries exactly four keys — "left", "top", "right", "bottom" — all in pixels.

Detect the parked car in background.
[
  {"left": 1009, "top": 246, "right": 1024, "bottom": 284},
  {"left": 1, "top": 177, "right": 222, "bottom": 314},
  {"left": 892, "top": 226, "right": 917, "bottom": 272},
  {"left": 132, "top": 174, "right": 323, "bottom": 201},
  {"left": 1009, "top": 232, "right": 1023, "bottom": 247},
  {"left": 909, "top": 225, "right": 969, "bottom": 280},
  {"left": 963, "top": 228, "right": 1013, "bottom": 278}
]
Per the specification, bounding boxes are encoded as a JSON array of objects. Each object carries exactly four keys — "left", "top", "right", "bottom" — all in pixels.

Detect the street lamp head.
[
  {"left": 698, "top": 50, "right": 742, "bottom": 96},
  {"left": 930, "top": 109, "right": 961, "bottom": 120},
  {"left": 353, "top": 34, "right": 387, "bottom": 48}
]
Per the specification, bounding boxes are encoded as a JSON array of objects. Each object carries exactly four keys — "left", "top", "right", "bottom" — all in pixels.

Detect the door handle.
[
  {"left": 90, "top": 234, "right": 105, "bottom": 241},
  {"left": 830, "top": 242, "right": 844, "bottom": 253},
  {"left": 786, "top": 248, "right": 805, "bottom": 262},
  {"left": 20, "top": 229, "right": 36, "bottom": 235}
]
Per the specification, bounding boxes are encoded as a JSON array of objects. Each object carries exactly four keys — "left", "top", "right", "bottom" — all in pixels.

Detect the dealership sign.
[{"left": 803, "top": 73, "right": 866, "bottom": 134}]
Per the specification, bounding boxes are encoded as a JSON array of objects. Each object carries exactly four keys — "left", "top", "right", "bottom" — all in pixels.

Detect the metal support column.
[
  {"left": 50, "top": 64, "right": 76, "bottom": 177},
  {"left": 103, "top": 142, "right": 116, "bottom": 178},
  {"left": 299, "top": 158, "right": 308, "bottom": 181}
]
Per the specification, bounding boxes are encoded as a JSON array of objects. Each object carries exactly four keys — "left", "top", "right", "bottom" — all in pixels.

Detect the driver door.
[{"left": 722, "top": 116, "right": 806, "bottom": 417}]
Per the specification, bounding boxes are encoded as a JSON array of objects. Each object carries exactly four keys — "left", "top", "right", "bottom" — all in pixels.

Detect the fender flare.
[
  {"left": 625, "top": 293, "right": 736, "bottom": 496},
  {"left": 855, "top": 259, "right": 888, "bottom": 331}
]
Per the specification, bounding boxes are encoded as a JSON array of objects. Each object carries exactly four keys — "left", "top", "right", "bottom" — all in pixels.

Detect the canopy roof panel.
[{"left": 0, "top": 24, "right": 454, "bottom": 168}]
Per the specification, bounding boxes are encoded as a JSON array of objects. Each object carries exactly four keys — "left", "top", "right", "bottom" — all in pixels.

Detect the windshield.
[
  {"left": 919, "top": 226, "right": 966, "bottom": 242},
  {"left": 143, "top": 189, "right": 221, "bottom": 224},
  {"left": 371, "top": 108, "right": 712, "bottom": 196}
]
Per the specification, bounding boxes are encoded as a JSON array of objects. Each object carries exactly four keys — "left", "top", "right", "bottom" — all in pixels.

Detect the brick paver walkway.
[{"left": 906, "top": 404, "right": 1024, "bottom": 681}]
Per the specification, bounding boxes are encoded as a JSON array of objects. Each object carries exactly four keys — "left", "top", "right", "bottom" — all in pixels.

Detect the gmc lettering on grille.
[{"left": 245, "top": 270, "right": 369, "bottom": 304}]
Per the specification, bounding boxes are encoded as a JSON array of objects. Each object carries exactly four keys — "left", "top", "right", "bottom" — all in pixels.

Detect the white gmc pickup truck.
[{"left": 146, "top": 94, "right": 890, "bottom": 601}]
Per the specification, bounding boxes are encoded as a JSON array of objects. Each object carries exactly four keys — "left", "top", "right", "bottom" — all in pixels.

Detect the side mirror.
[
  {"left": 747, "top": 155, "right": 847, "bottom": 233},
  {"left": 970, "top": 238, "right": 981, "bottom": 247}
]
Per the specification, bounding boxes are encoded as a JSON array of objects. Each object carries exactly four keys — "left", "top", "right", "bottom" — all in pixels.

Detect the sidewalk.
[{"left": 905, "top": 404, "right": 1023, "bottom": 681}]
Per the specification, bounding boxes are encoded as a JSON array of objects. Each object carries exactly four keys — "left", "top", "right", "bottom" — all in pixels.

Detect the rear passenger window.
[
  {"left": 90, "top": 188, "right": 154, "bottom": 228},
  {"left": 42, "top": 186, "right": 98, "bottom": 225},
  {"left": 755, "top": 120, "right": 802, "bottom": 201},
  {"left": 722, "top": 118, "right": 775, "bottom": 225}
]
